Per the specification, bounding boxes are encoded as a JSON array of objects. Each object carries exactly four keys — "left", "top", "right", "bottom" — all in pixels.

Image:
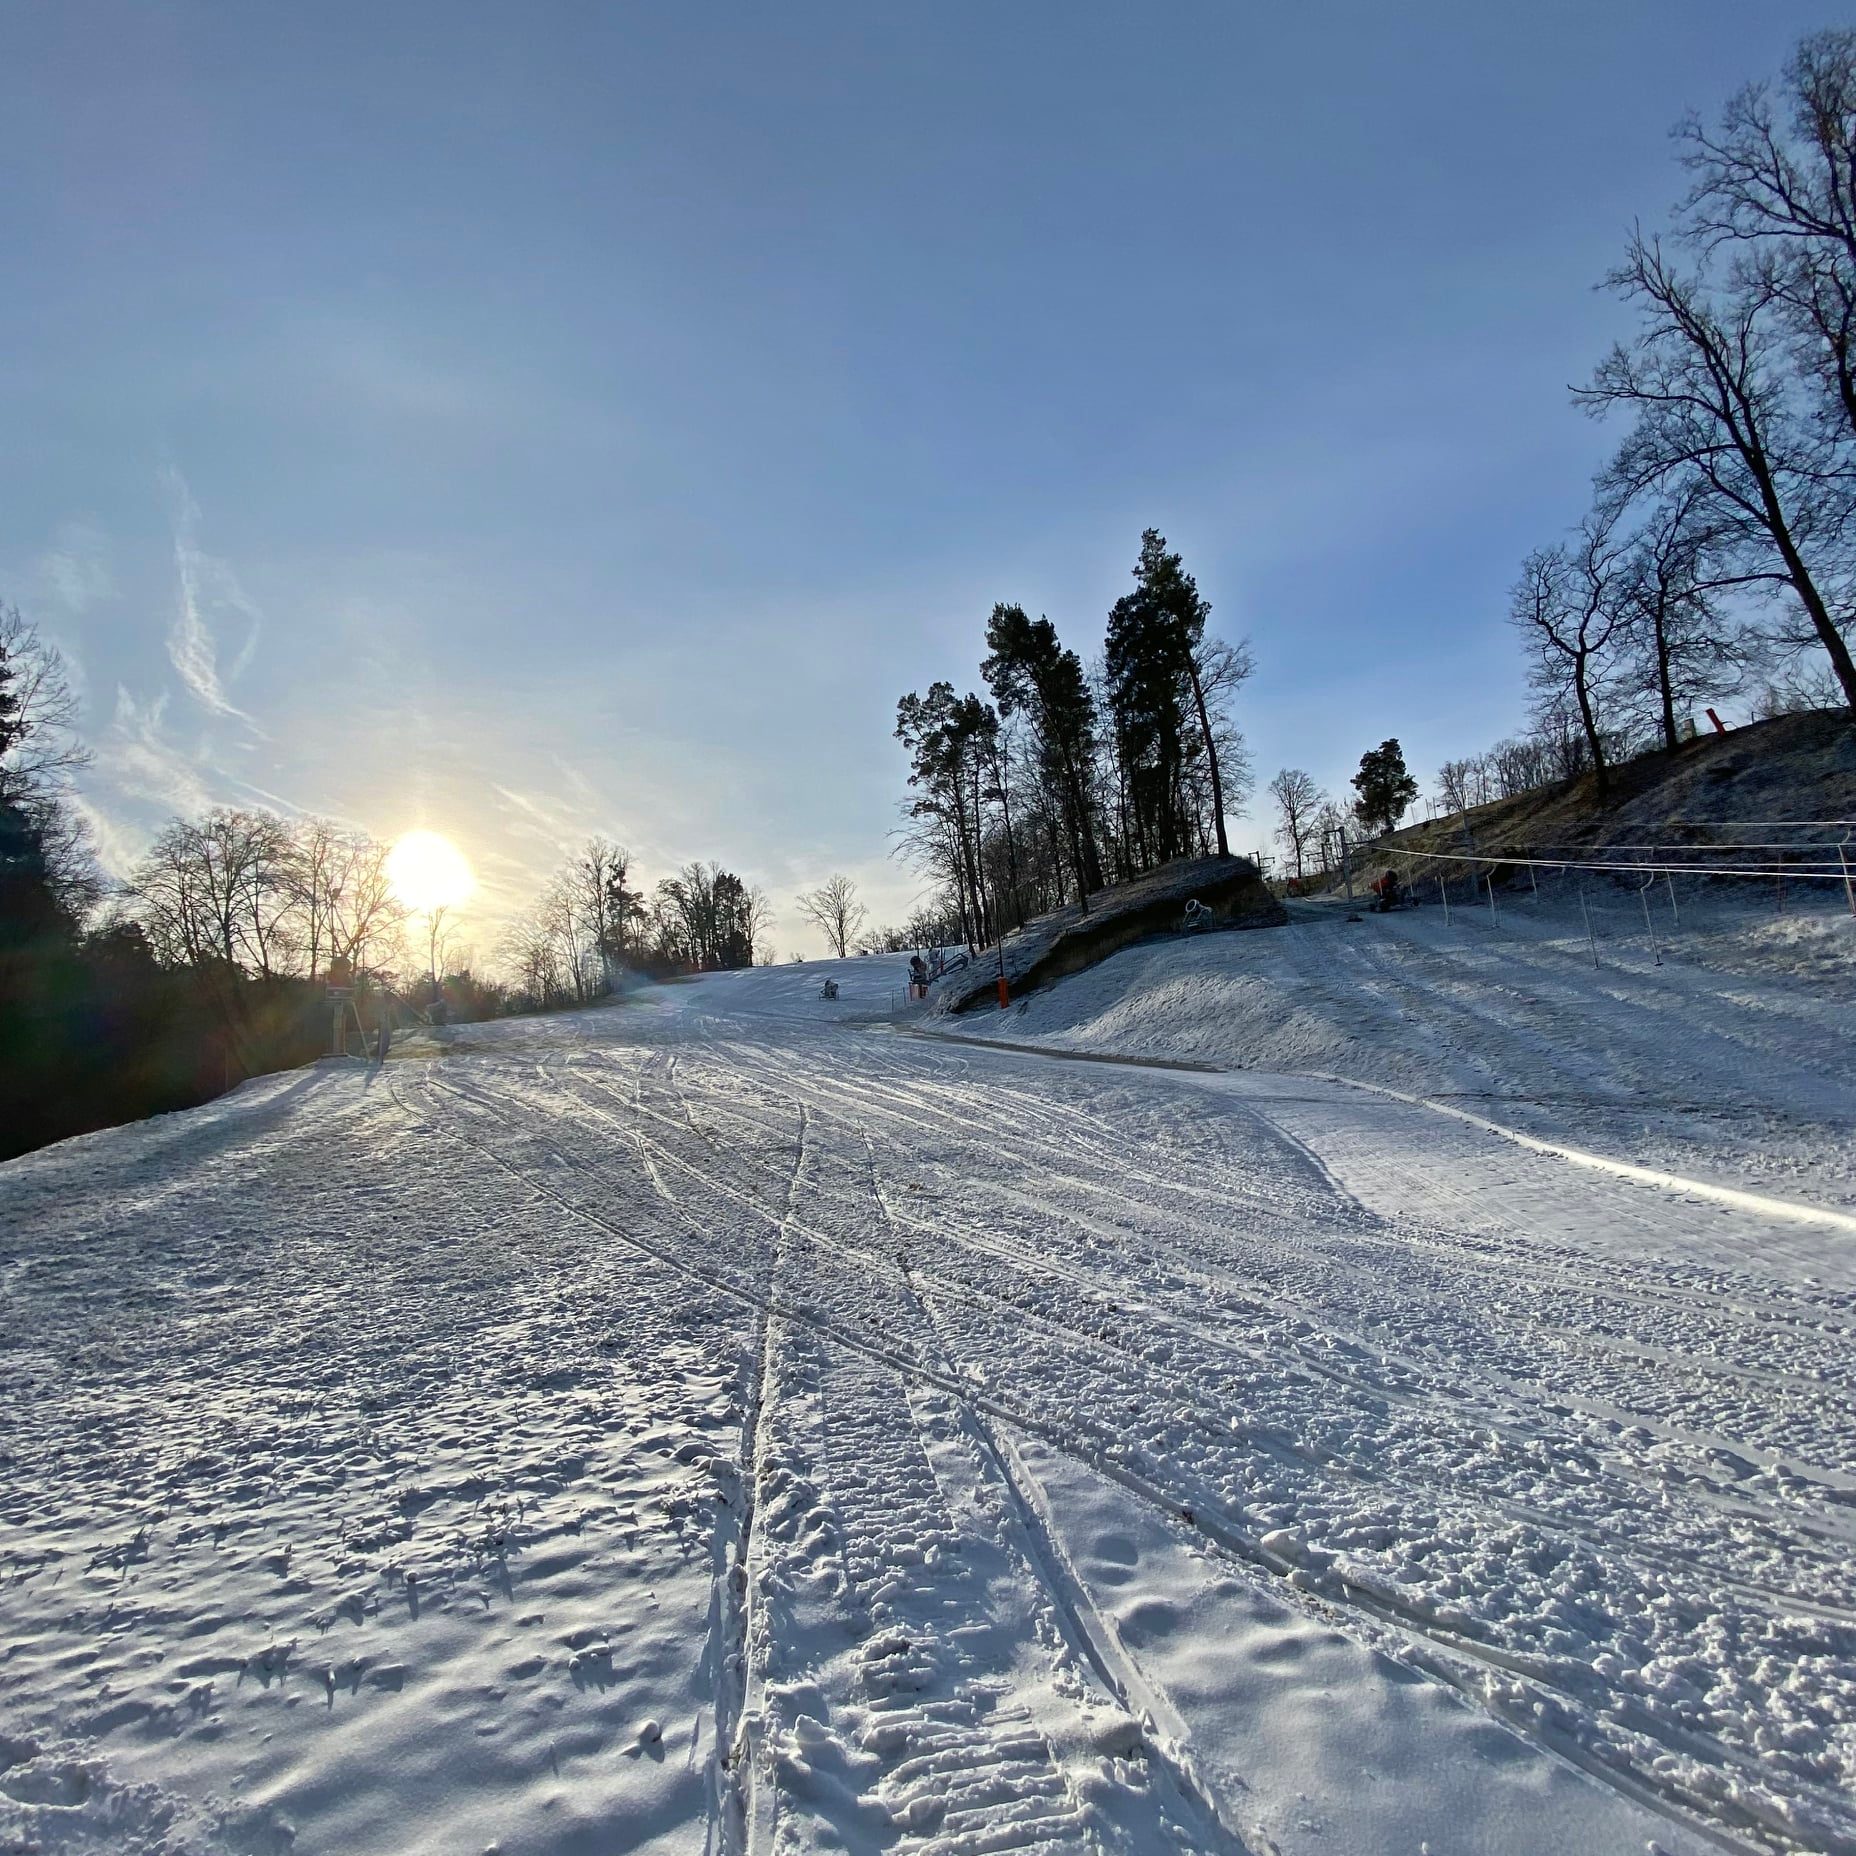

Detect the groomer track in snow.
[{"left": 2, "top": 945, "right": 1852, "bottom": 1855}]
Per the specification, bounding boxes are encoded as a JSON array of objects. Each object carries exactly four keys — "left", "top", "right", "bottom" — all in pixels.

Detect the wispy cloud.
[
  {"left": 100, "top": 686, "right": 213, "bottom": 820},
  {"left": 36, "top": 520, "right": 115, "bottom": 617},
  {"left": 69, "top": 792, "right": 143, "bottom": 883},
  {"left": 162, "top": 465, "right": 264, "bottom": 724}
]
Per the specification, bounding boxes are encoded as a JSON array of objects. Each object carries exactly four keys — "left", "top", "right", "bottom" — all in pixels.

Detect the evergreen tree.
[
  {"left": 981, "top": 604, "right": 1103, "bottom": 906},
  {"left": 896, "top": 682, "right": 994, "bottom": 946},
  {"left": 711, "top": 871, "right": 754, "bottom": 969},
  {"left": 1350, "top": 739, "right": 1420, "bottom": 837},
  {"left": 1105, "top": 530, "right": 1239, "bottom": 862}
]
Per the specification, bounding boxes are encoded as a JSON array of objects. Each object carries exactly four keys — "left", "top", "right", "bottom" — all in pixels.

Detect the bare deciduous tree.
[
  {"left": 0, "top": 604, "right": 89, "bottom": 808},
  {"left": 1582, "top": 235, "right": 1856, "bottom": 710},
  {"left": 1615, "top": 484, "right": 1748, "bottom": 750},
  {"left": 1678, "top": 31, "right": 1856, "bottom": 453},
  {"left": 797, "top": 874, "right": 867, "bottom": 958},
  {"left": 1266, "top": 767, "right": 1324, "bottom": 884},
  {"left": 746, "top": 885, "right": 775, "bottom": 966},
  {"left": 1, "top": 604, "right": 99, "bottom": 914},
  {"left": 1510, "top": 511, "right": 1633, "bottom": 797}
]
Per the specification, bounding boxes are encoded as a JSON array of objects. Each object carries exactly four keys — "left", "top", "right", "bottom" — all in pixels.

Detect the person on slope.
[{"left": 1370, "top": 869, "right": 1402, "bottom": 913}]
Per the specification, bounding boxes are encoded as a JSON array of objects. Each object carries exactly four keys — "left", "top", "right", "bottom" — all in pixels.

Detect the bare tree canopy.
[
  {"left": 1572, "top": 31, "right": 1856, "bottom": 712},
  {"left": 1267, "top": 768, "right": 1325, "bottom": 883},
  {"left": 1509, "top": 509, "right": 1635, "bottom": 797},
  {"left": 796, "top": 874, "right": 868, "bottom": 959},
  {"left": 0, "top": 604, "right": 90, "bottom": 809},
  {"left": 129, "top": 808, "right": 409, "bottom": 983}
]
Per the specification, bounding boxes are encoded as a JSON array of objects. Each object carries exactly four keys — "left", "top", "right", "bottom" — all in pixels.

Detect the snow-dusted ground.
[{"left": 2, "top": 934, "right": 1852, "bottom": 1855}]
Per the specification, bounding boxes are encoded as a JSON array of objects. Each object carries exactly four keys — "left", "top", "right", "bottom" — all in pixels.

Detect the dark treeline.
[
  {"left": 1, "top": 581, "right": 808, "bottom": 1165},
  {"left": 896, "top": 529, "right": 1253, "bottom": 947},
  {"left": 1, "top": 607, "right": 417, "bottom": 1159},
  {"left": 0, "top": 598, "right": 772, "bottom": 1158}
]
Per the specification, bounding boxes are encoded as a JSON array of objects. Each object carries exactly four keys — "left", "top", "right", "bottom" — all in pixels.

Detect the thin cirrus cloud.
[
  {"left": 101, "top": 687, "right": 214, "bottom": 823},
  {"left": 44, "top": 474, "right": 291, "bottom": 881},
  {"left": 162, "top": 466, "right": 263, "bottom": 727},
  {"left": 36, "top": 520, "right": 114, "bottom": 620}
]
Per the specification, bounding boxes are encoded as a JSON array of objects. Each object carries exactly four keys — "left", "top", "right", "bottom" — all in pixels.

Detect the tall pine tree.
[
  {"left": 1105, "top": 529, "right": 1234, "bottom": 862},
  {"left": 981, "top": 604, "right": 1103, "bottom": 907},
  {"left": 1350, "top": 739, "right": 1419, "bottom": 837}
]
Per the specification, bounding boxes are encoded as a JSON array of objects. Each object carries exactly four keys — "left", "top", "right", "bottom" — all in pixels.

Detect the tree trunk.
[
  {"left": 1574, "top": 661, "right": 1610, "bottom": 798},
  {"left": 1734, "top": 386, "right": 1856, "bottom": 711},
  {"left": 1054, "top": 739, "right": 1095, "bottom": 913},
  {"left": 1773, "top": 527, "right": 1856, "bottom": 710},
  {"left": 993, "top": 742, "right": 1025, "bottom": 930},
  {"left": 1653, "top": 599, "right": 1679, "bottom": 752},
  {"left": 1185, "top": 657, "right": 1229, "bottom": 856}
]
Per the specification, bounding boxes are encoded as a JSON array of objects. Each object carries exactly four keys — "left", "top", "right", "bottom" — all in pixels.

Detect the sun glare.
[{"left": 387, "top": 830, "right": 475, "bottom": 912}]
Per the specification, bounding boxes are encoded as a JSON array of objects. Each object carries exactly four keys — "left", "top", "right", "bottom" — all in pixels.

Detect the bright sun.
[{"left": 387, "top": 830, "right": 475, "bottom": 912}]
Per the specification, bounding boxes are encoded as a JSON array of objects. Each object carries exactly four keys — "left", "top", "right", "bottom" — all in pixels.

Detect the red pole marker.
[{"left": 997, "top": 975, "right": 1010, "bottom": 1009}]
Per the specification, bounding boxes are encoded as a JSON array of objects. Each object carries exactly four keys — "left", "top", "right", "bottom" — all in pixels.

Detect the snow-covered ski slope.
[
  {"left": 2, "top": 931, "right": 1852, "bottom": 1855},
  {"left": 947, "top": 888, "right": 1856, "bottom": 1218}
]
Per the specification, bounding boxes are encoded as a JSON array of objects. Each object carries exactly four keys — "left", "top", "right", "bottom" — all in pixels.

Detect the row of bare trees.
[
  {"left": 1515, "top": 29, "right": 1856, "bottom": 796},
  {"left": 895, "top": 530, "right": 1254, "bottom": 949},
  {"left": 130, "top": 811, "right": 409, "bottom": 982},
  {"left": 497, "top": 840, "right": 776, "bottom": 1008}
]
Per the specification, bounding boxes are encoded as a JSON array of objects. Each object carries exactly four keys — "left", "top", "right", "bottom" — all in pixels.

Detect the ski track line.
[
  {"left": 389, "top": 1065, "right": 1794, "bottom": 1856},
  {"left": 738, "top": 1064, "right": 1856, "bottom": 1485},
  {"left": 432, "top": 1053, "right": 1856, "bottom": 1526},
  {"left": 716, "top": 1310, "right": 774, "bottom": 1856},
  {"left": 972, "top": 1166, "right": 1856, "bottom": 1426},
  {"left": 865, "top": 1127, "right": 1257, "bottom": 1856},
  {"left": 457, "top": 1057, "right": 1856, "bottom": 1614},
  {"left": 875, "top": 1195, "right": 1856, "bottom": 1610},
  {"left": 505, "top": 1063, "right": 1793, "bottom": 1560}
]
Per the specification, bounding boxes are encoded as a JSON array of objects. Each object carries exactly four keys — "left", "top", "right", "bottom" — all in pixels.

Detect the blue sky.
[{"left": 2, "top": 3, "right": 1836, "bottom": 956}]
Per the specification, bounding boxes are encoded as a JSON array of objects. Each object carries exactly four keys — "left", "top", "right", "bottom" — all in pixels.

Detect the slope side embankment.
[{"left": 934, "top": 853, "right": 1285, "bottom": 1014}]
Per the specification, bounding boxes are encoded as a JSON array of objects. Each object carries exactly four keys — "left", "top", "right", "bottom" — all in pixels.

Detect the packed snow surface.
[
  {"left": 2, "top": 927, "right": 1853, "bottom": 1855},
  {"left": 947, "top": 886, "right": 1856, "bottom": 1213}
]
